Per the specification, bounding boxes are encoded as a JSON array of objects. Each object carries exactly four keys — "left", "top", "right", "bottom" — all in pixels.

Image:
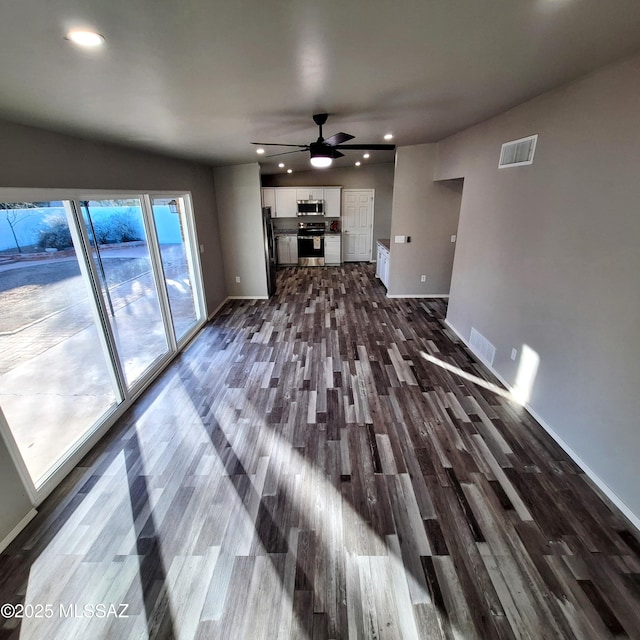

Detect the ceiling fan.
[{"left": 251, "top": 113, "right": 396, "bottom": 168}]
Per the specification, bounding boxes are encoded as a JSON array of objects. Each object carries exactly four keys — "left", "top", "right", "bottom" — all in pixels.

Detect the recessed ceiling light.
[
  {"left": 278, "top": 163, "right": 285, "bottom": 168},
  {"left": 66, "top": 30, "right": 105, "bottom": 47},
  {"left": 355, "top": 161, "right": 361, "bottom": 166},
  {"left": 287, "top": 169, "right": 293, "bottom": 174},
  {"left": 256, "top": 148, "right": 265, "bottom": 155},
  {"left": 363, "top": 153, "right": 370, "bottom": 159},
  {"left": 384, "top": 133, "right": 393, "bottom": 140}
]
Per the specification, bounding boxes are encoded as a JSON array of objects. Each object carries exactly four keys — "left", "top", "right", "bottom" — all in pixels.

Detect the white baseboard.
[
  {"left": 387, "top": 293, "right": 450, "bottom": 299},
  {"left": 444, "top": 319, "right": 640, "bottom": 532},
  {"left": 207, "top": 298, "right": 230, "bottom": 321},
  {"left": 0, "top": 508, "right": 37, "bottom": 554}
]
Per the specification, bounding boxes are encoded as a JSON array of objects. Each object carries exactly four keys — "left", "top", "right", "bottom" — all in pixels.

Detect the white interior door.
[{"left": 342, "top": 189, "right": 374, "bottom": 261}]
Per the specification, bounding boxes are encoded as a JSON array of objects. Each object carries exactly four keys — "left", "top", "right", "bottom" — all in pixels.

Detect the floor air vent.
[
  {"left": 469, "top": 328, "right": 496, "bottom": 367},
  {"left": 499, "top": 134, "right": 537, "bottom": 168}
]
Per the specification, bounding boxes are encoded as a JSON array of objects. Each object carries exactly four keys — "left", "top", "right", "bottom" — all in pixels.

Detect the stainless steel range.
[{"left": 297, "top": 221, "right": 325, "bottom": 267}]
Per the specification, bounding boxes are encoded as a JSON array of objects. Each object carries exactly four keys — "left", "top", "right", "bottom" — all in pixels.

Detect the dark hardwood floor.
[{"left": 1, "top": 263, "right": 639, "bottom": 639}]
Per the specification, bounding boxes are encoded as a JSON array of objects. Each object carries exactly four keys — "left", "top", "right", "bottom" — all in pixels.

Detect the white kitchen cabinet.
[
  {"left": 323, "top": 187, "right": 342, "bottom": 217},
  {"left": 261, "top": 187, "right": 275, "bottom": 211},
  {"left": 324, "top": 235, "right": 341, "bottom": 265},
  {"left": 276, "top": 235, "right": 298, "bottom": 265},
  {"left": 273, "top": 188, "right": 298, "bottom": 218},
  {"left": 376, "top": 241, "right": 390, "bottom": 289},
  {"left": 296, "top": 187, "right": 324, "bottom": 201}
]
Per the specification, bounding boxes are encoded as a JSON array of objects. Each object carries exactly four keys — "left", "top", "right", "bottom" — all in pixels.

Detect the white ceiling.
[{"left": 2, "top": 0, "right": 640, "bottom": 175}]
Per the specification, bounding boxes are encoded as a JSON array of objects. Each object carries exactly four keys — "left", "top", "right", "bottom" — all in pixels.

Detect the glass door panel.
[
  {"left": 79, "top": 199, "right": 169, "bottom": 387},
  {"left": 0, "top": 200, "right": 120, "bottom": 485},
  {"left": 150, "top": 197, "right": 202, "bottom": 343}
]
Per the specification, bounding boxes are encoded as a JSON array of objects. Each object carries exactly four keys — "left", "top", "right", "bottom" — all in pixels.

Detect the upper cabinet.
[
  {"left": 270, "top": 188, "right": 297, "bottom": 217},
  {"left": 261, "top": 187, "right": 276, "bottom": 211},
  {"left": 323, "top": 187, "right": 342, "bottom": 218},
  {"left": 296, "top": 187, "right": 324, "bottom": 201},
  {"left": 261, "top": 186, "right": 342, "bottom": 218}
]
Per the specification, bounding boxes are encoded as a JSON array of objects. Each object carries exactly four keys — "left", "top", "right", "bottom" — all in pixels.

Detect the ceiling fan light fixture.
[
  {"left": 310, "top": 155, "right": 332, "bottom": 168},
  {"left": 66, "top": 30, "right": 105, "bottom": 47}
]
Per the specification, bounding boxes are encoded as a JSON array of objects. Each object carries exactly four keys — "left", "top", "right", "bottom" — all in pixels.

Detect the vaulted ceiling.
[{"left": 2, "top": 0, "right": 640, "bottom": 174}]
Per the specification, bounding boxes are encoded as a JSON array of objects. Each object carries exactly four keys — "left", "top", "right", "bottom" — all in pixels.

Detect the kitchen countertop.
[
  {"left": 275, "top": 229, "right": 342, "bottom": 235},
  {"left": 274, "top": 229, "right": 298, "bottom": 235},
  {"left": 377, "top": 239, "right": 390, "bottom": 250}
]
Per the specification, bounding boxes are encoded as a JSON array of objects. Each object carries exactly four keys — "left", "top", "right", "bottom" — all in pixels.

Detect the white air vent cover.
[
  {"left": 469, "top": 328, "right": 496, "bottom": 367},
  {"left": 499, "top": 134, "right": 538, "bottom": 168}
]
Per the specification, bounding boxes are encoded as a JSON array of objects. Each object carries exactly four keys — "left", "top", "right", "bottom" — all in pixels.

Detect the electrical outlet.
[
  {"left": 511, "top": 348, "right": 517, "bottom": 360},
  {"left": 235, "top": 276, "right": 241, "bottom": 283},
  {"left": 451, "top": 235, "right": 457, "bottom": 243},
  {"left": 420, "top": 275, "right": 426, "bottom": 282},
  {"left": 199, "top": 243, "right": 205, "bottom": 253}
]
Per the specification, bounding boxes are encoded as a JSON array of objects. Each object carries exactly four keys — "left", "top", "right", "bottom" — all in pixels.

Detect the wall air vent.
[
  {"left": 469, "top": 328, "right": 496, "bottom": 367},
  {"left": 499, "top": 134, "right": 538, "bottom": 168}
]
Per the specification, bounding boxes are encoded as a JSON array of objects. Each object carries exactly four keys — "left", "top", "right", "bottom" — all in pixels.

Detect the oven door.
[{"left": 297, "top": 235, "right": 325, "bottom": 266}]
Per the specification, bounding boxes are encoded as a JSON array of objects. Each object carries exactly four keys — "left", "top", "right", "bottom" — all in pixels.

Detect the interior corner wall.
[
  {"left": 435, "top": 53, "right": 640, "bottom": 524},
  {"left": 261, "top": 163, "right": 395, "bottom": 258},
  {"left": 0, "top": 119, "right": 227, "bottom": 316},
  {"left": 213, "top": 163, "right": 267, "bottom": 297},
  {"left": 388, "top": 144, "right": 462, "bottom": 296}
]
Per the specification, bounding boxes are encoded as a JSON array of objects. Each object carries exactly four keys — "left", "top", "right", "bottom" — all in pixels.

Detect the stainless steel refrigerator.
[{"left": 262, "top": 207, "right": 277, "bottom": 296}]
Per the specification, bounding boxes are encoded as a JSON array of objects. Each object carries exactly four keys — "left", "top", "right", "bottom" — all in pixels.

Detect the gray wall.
[
  {"left": 435, "top": 54, "right": 640, "bottom": 523},
  {"left": 262, "top": 163, "right": 395, "bottom": 257},
  {"left": 388, "top": 144, "right": 462, "bottom": 296},
  {"left": 213, "top": 163, "right": 268, "bottom": 297},
  {"left": 0, "top": 119, "right": 227, "bottom": 316},
  {"left": 0, "top": 118, "right": 227, "bottom": 544}
]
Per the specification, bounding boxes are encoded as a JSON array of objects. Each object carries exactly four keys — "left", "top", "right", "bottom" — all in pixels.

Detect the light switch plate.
[
  {"left": 450, "top": 235, "right": 457, "bottom": 243},
  {"left": 394, "top": 235, "right": 406, "bottom": 243}
]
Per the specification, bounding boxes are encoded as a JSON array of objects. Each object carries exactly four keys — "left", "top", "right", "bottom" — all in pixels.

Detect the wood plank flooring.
[{"left": 1, "top": 262, "right": 639, "bottom": 639}]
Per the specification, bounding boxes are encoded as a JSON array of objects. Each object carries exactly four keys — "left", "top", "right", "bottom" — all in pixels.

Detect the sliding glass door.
[
  {"left": 80, "top": 199, "right": 169, "bottom": 387},
  {"left": 0, "top": 192, "right": 205, "bottom": 490},
  {"left": 150, "top": 196, "right": 203, "bottom": 344},
  {"left": 0, "top": 200, "right": 120, "bottom": 485}
]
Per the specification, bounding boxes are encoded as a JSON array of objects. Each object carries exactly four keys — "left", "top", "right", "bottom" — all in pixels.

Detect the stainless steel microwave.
[{"left": 297, "top": 200, "right": 324, "bottom": 216}]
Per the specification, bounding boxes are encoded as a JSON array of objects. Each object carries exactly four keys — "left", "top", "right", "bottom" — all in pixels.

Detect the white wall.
[
  {"left": 388, "top": 144, "right": 462, "bottom": 296},
  {"left": 436, "top": 54, "right": 640, "bottom": 525},
  {"left": 213, "top": 163, "right": 268, "bottom": 297}
]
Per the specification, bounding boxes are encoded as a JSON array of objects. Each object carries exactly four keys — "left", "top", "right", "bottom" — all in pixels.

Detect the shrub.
[
  {"left": 38, "top": 215, "right": 73, "bottom": 250},
  {"left": 93, "top": 209, "right": 143, "bottom": 245}
]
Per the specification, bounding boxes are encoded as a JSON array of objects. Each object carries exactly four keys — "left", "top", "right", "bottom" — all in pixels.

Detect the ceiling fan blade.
[
  {"left": 323, "top": 132, "right": 355, "bottom": 147},
  {"left": 333, "top": 144, "right": 396, "bottom": 150},
  {"left": 265, "top": 149, "right": 308, "bottom": 158},
  {"left": 330, "top": 149, "right": 345, "bottom": 159},
  {"left": 251, "top": 142, "right": 309, "bottom": 147}
]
